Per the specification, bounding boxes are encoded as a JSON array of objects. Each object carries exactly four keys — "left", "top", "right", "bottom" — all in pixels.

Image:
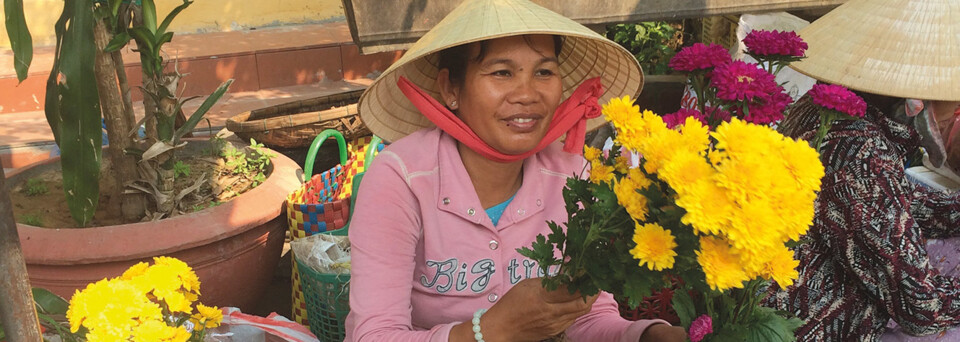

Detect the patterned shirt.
[{"left": 764, "top": 96, "right": 960, "bottom": 341}]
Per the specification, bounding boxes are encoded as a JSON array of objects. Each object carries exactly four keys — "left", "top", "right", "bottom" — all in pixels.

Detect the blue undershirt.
[{"left": 485, "top": 193, "right": 517, "bottom": 226}]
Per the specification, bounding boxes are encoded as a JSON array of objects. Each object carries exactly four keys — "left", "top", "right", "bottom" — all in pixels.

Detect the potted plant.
[
  {"left": 3, "top": 0, "right": 300, "bottom": 311},
  {"left": 605, "top": 21, "right": 688, "bottom": 115}
]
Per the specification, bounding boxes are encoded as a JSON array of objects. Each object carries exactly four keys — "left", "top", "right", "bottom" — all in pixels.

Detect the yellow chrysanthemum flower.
[
  {"left": 626, "top": 167, "right": 652, "bottom": 189},
  {"left": 191, "top": 304, "right": 223, "bottom": 329},
  {"left": 614, "top": 176, "right": 649, "bottom": 221},
  {"left": 614, "top": 156, "right": 630, "bottom": 174},
  {"left": 697, "top": 236, "right": 750, "bottom": 291},
  {"left": 67, "top": 278, "right": 163, "bottom": 337},
  {"left": 121, "top": 262, "right": 149, "bottom": 280},
  {"left": 762, "top": 247, "right": 800, "bottom": 288},
  {"left": 602, "top": 96, "right": 642, "bottom": 137},
  {"left": 132, "top": 319, "right": 179, "bottom": 342},
  {"left": 635, "top": 112, "right": 680, "bottom": 174},
  {"left": 658, "top": 150, "right": 714, "bottom": 196},
  {"left": 589, "top": 160, "right": 615, "bottom": 185},
  {"left": 675, "top": 116, "right": 711, "bottom": 155},
  {"left": 158, "top": 289, "right": 193, "bottom": 314},
  {"left": 778, "top": 137, "right": 825, "bottom": 194},
  {"left": 584, "top": 145, "right": 602, "bottom": 162},
  {"left": 629, "top": 223, "right": 678, "bottom": 271},
  {"left": 676, "top": 180, "right": 734, "bottom": 236}
]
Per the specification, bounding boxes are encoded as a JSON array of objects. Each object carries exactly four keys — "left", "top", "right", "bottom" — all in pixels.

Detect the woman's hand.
[
  {"left": 638, "top": 323, "right": 687, "bottom": 342},
  {"left": 479, "top": 278, "right": 598, "bottom": 342}
]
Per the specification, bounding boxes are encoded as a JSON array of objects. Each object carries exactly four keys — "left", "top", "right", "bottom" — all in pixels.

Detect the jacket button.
[
  {"left": 517, "top": 208, "right": 525, "bottom": 215},
  {"left": 489, "top": 240, "right": 499, "bottom": 250},
  {"left": 488, "top": 293, "right": 499, "bottom": 302},
  {"left": 467, "top": 208, "right": 476, "bottom": 216},
  {"left": 536, "top": 199, "right": 542, "bottom": 207},
  {"left": 442, "top": 197, "right": 451, "bottom": 205}
]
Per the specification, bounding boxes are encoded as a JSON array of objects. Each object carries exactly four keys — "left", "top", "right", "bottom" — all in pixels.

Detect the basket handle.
[
  {"left": 305, "top": 129, "right": 347, "bottom": 178},
  {"left": 364, "top": 135, "right": 383, "bottom": 166}
]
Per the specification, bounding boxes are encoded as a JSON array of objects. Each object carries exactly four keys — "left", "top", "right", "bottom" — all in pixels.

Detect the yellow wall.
[{"left": 0, "top": 0, "right": 345, "bottom": 48}]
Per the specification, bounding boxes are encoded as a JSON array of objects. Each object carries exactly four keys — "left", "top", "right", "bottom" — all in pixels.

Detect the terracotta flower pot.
[{"left": 5, "top": 141, "right": 302, "bottom": 311}]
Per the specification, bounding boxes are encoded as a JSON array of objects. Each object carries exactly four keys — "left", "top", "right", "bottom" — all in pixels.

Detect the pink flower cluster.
[
  {"left": 663, "top": 108, "right": 707, "bottom": 128},
  {"left": 708, "top": 61, "right": 794, "bottom": 124},
  {"left": 743, "top": 89, "right": 792, "bottom": 124},
  {"left": 689, "top": 315, "right": 714, "bottom": 342},
  {"left": 710, "top": 61, "right": 778, "bottom": 102},
  {"left": 663, "top": 108, "right": 732, "bottom": 128},
  {"left": 743, "top": 30, "right": 808, "bottom": 57},
  {"left": 668, "top": 43, "right": 732, "bottom": 72},
  {"left": 809, "top": 84, "right": 867, "bottom": 118}
]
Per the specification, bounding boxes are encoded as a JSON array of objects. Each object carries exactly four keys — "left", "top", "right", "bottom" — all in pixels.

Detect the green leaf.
[
  {"left": 128, "top": 26, "right": 156, "bottom": 53},
  {"left": 109, "top": 0, "right": 122, "bottom": 16},
  {"left": 671, "top": 286, "right": 696, "bottom": 328},
  {"left": 58, "top": 0, "right": 102, "bottom": 226},
  {"left": 103, "top": 31, "right": 130, "bottom": 52},
  {"left": 141, "top": 0, "right": 157, "bottom": 33},
  {"left": 44, "top": 3, "right": 74, "bottom": 146},
  {"left": 156, "top": 31, "right": 174, "bottom": 47},
  {"left": 157, "top": 0, "right": 192, "bottom": 36},
  {"left": 4, "top": 0, "right": 33, "bottom": 83},
  {"left": 174, "top": 79, "right": 233, "bottom": 142},
  {"left": 743, "top": 306, "right": 804, "bottom": 342},
  {"left": 32, "top": 288, "right": 69, "bottom": 315}
]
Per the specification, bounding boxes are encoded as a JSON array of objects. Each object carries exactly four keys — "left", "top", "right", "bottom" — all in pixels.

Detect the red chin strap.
[{"left": 396, "top": 76, "right": 604, "bottom": 163}]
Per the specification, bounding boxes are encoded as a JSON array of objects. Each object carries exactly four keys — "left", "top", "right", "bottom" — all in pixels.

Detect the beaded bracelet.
[{"left": 472, "top": 308, "right": 488, "bottom": 342}]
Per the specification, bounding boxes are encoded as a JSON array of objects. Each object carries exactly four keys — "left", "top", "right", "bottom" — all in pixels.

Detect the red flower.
[
  {"left": 668, "top": 43, "right": 732, "bottom": 72},
  {"left": 662, "top": 108, "right": 707, "bottom": 128},
  {"left": 742, "top": 88, "right": 793, "bottom": 125},
  {"left": 809, "top": 84, "right": 867, "bottom": 118},
  {"left": 704, "top": 106, "right": 733, "bottom": 124},
  {"left": 689, "top": 315, "right": 713, "bottom": 342},
  {"left": 743, "top": 30, "right": 808, "bottom": 57},
  {"left": 710, "top": 61, "right": 778, "bottom": 102}
]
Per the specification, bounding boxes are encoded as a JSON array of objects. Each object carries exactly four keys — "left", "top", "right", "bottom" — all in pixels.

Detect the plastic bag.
[
  {"left": 290, "top": 233, "right": 351, "bottom": 275},
  {"left": 203, "top": 307, "right": 318, "bottom": 342}
]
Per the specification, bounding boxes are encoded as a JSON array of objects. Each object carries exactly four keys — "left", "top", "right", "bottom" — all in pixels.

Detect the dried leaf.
[{"left": 141, "top": 140, "right": 186, "bottom": 161}]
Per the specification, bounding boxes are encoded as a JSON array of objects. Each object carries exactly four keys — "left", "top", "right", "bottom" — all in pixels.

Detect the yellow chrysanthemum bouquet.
[
  {"left": 519, "top": 96, "right": 824, "bottom": 341},
  {"left": 63, "top": 257, "right": 222, "bottom": 341}
]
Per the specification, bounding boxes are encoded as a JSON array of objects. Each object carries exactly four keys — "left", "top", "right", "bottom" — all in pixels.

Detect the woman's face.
[{"left": 440, "top": 35, "right": 563, "bottom": 156}]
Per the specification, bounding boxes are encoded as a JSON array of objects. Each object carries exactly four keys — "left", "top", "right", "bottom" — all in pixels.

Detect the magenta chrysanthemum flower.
[
  {"left": 710, "top": 61, "right": 778, "bottom": 102},
  {"left": 743, "top": 30, "right": 808, "bottom": 57},
  {"left": 703, "top": 106, "right": 732, "bottom": 124},
  {"left": 809, "top": 84, "right": 867, "bottom": 118},
  {"left": 668, "top": 43, "right": 732, "bottom": 72},
  {"left": 741, "top": 88, "right": 793, "bottom": 124},
  {"left": 689, "top": 315, "right": 713, "bottom": 342},
  {"left": 662, "top": 108, "right": 707, "bottom": 128}
]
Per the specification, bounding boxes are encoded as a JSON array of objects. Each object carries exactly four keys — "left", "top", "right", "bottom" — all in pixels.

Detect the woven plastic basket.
[{"left": 295, "top": 253, "right": 351, "bottom": 342}]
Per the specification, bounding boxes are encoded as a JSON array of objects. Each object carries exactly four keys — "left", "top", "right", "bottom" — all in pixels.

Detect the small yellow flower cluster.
[
  {"left": 629, "top": 223, "right": 678, "bottom": 271},
  {"left": 601, "top": 96, "right": 823, "bottom": 291},
  {"left": 66, "top": 257, "right": 222, "bottom": 341}
]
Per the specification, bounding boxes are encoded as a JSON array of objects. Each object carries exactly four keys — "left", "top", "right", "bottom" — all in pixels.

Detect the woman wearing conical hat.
[
  {"left": 763, "top": 0, "right": 960, "bottom": 340},
  {"left": 344, "top": 0, "right": 686, "bottom": 341}
]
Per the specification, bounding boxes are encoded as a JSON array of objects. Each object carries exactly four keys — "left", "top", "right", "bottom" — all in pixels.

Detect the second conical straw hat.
[
  {"left": 358, "top": 0, "right": 644, "bottom": 143},
  {"left": 790, "top": 0, "right": 960, "bottom": 101}
]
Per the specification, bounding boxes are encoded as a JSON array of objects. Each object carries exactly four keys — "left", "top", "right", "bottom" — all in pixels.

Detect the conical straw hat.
[
  {"left": 358, "top": 0, "right": 644, "bottom": 143},
  {"left": 791, "top": 0, "right": 960, "bottom": 101}
]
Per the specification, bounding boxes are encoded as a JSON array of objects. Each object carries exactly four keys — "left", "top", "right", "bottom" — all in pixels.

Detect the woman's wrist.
[{"left": 450, "top": 308, "right": 504, "bottom": 342}]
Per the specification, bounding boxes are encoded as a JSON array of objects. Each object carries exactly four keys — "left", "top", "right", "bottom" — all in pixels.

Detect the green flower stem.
[
  {"left": 811, "top": 113, "right": 832, "bottom": 153},
  {"left": 567, "top": 205, "right": 625, "bottom": 279},
  {"left": 692, "top": 73, "right": 708, "bottom": 116}
]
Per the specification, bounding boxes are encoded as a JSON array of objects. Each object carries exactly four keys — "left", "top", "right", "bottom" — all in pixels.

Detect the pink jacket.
[{"left": 345, "top": 128, "right": 667, "bottom": 341}]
